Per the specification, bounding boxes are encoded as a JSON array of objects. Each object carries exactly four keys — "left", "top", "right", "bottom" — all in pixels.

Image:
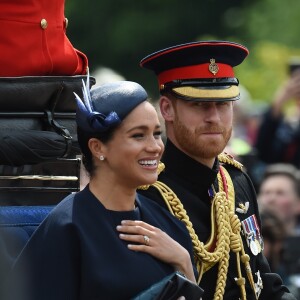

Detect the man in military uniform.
[{"left": 138, "top": 41, "right": 296, "bottom": 300}]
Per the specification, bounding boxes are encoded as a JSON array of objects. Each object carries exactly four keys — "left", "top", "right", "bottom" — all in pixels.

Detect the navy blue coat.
[{"left": 3, "top": 186, "right": 195, "bottom": 300}]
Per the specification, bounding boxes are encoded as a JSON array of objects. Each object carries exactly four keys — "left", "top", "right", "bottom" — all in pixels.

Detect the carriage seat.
[{"left": 0, "top": 205, "right": 54, "bottom": 282}]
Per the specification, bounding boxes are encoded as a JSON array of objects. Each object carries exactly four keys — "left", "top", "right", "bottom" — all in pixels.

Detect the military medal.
[
  {"left": 255, "top": 270, "right": 263, "bottom": 298},
  {"left": 259, "top": 236, "right": 264, "bottom": 251},
  {"left": 252, "top": 214, "right": 264, "bottom": 251},
  {"left": 250, "top": 239, "right": 259, "bottom": 256},
  {"left": 241, "top": 215, "right": 261, "bottom": 256},
  {"left": 241, "top": 218, "right": 256, "bottom": 255},
  {"left": 248, "top": 216, "right": 261, "bottom": 254},
  {"left": 255, "top": 239, "right": 262, "bottom": 253}
]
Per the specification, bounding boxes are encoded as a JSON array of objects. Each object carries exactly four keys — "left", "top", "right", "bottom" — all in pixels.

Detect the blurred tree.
[
  {"left": 233, "top": 0, "right": 300, "bottom": 103},
  {"left": 65, "top": 0, "right": 256, "bottom": 99},
  {"left": 241, "top": 0, "right": 300, "bottom": 48},
  {"left": 65, "top": 0, "right": 300, "bottom": 103},
  {"left": 235, "top": 41, "right": 300, "bottom": 103}
]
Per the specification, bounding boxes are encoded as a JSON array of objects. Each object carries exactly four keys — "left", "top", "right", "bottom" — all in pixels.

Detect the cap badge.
[{"left": 209, "top": 58, "right": 219, "bottom": 76}]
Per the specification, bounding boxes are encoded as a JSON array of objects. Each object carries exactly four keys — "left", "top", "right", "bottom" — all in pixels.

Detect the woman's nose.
[{"left": 146, "top": 137, "right": 164, "bottom": 152}]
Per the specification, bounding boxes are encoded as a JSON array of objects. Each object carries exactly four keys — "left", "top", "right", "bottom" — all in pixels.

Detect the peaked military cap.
[
  {"left": 75, "top": 80, "right": 148, "bottom": 132},
  {"left": 140, "top": 41, "right": 249, "bottom": 101}
]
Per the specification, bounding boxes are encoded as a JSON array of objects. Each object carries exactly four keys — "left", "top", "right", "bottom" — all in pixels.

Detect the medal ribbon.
[
  {"left": 251, "top": 215, "right": 261, "bottom": 240},
  {"left": 247, "top": 217, "right": 257, "bottom": 241}
]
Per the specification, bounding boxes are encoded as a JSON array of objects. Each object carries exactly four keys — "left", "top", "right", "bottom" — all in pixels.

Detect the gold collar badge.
[
  {"left": 236, "top": 201, "right": 249, "bottom": 214},
  {"left": 209, "top": 58, "right": 219, "bottom": 75}
]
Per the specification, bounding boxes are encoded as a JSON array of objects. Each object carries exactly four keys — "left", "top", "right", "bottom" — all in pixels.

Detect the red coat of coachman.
[{"left": 0, "top": 0, "right": 88, "bottom": 77}]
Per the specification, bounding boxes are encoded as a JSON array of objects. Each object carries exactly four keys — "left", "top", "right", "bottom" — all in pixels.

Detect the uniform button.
[
  {"left": 40, "top": 19, "right": 48, "bottom": 29},
  {"left": 64, "top": 17, "right": 69, "bottom": 28}
]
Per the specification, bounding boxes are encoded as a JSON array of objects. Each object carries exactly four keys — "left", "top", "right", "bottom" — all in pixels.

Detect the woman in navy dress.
[{"left": 4, "top": 79, "right": 198, "bottom": 300}]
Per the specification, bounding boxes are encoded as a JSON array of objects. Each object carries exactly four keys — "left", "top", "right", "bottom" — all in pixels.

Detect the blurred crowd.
[{"left": 226, "top": 66, "right": 300, "bottom": 298}]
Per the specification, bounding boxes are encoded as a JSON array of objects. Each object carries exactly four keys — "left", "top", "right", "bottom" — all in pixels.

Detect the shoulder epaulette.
[{"left": 218, "top": 152, "right": 243, "bottom": 170}]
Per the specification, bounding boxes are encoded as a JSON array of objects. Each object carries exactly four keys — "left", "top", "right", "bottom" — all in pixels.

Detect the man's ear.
[
  {"left": 159, "top": 96, "right": 175, "bottom": 121},
  {"left": 88, "top": 138, "right": 106, "bottom": 160}
]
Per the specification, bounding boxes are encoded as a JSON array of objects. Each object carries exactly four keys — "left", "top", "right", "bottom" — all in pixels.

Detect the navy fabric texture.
[{"left": 2, "top": 187, "right": 195, "bottom": 300}]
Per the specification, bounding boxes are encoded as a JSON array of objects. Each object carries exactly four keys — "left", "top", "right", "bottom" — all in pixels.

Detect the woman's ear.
[
  {"left": 159, "top": 96, "right": 175, "bottom": 121},
  {"left": 88, "top": 138, "right": 105, "bottom": 160}
]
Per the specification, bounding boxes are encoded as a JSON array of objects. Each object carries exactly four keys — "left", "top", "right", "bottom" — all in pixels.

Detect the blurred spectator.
[
  {"left": 260, "top": 211, "right": 287, "bottom": 279},
  {"left": 225, "top": 85, "right": 266, "bottom": 190},
  {"left": 259, "top": 165, "right": 300, "bottom": 298},
  {"left": 231, "top": 85, "right": 262, "bottom": 149},
  {"left": 260, "top": 211, "right": 300, "bottom": 299},
  {"left": 255, "top": 67, "right": 300, "bottom": 168},
  {"left": 257, "top": 163, "right": 300, "bottom": 236}
]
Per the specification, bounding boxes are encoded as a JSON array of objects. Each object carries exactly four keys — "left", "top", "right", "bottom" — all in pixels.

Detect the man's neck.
[{"left": 168, "top": 138, "right": 216, "bottom": 169}]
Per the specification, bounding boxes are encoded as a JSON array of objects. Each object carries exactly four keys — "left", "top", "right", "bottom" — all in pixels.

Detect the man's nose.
[{"left": 204, "top": 105, "right": 220, "bottom": 122}]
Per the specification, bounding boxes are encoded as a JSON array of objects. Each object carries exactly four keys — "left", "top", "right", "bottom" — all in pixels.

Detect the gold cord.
[{"left": 151, "top": 165, "right": 257, "bottom": 299}]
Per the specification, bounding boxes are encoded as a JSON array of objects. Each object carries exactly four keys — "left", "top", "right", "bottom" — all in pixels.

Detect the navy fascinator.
[{"left": 74, "top": 75, "right": 148, "bottom": 132}]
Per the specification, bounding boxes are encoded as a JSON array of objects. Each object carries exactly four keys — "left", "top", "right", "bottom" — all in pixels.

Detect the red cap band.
[{"left": 158, "top": 63, "right": 235, "bottom": 85}]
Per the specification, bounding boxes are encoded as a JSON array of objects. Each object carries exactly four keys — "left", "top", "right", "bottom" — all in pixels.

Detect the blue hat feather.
[{"left": 75, "top": 74, "right": 148, "bottom": 132}]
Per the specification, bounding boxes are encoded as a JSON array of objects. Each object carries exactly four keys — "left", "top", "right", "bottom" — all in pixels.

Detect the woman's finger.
[
  {"left": 119, "top": 233, "right": 151, "bottom": 246},
  {"left": 120, "top": 220, "right": 155, "bottom": 230},
  {"left": 116, "top": 220, "right": 159, "bottom": 239}
]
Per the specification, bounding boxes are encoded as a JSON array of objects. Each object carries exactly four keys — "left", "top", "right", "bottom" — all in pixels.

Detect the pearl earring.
[{"left": 99, "top": 155, "right": 105, "bottom": 161}]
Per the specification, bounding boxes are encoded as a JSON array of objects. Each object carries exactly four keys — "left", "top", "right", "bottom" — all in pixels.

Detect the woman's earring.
[{"left": 99, "top": 155, "right": 105, "bottom": 161}]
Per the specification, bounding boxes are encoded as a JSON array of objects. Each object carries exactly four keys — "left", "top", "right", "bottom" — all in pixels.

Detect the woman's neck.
[{"left": 88, "top": 177, "right": 136, "bottom": 211}]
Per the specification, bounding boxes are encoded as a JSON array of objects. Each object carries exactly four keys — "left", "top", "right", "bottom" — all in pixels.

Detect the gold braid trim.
[
  {"left": 218, "top": 152, "right": 243, "bottom": 170},
  {"left": 151, "top": 166, "right": 257, "bottom": 300},
  {"left": 218, "top": 167, "right": 258, "bottom": 300},
  {"left": 152, "top": 171, "right": 232, "bottom": 299}
]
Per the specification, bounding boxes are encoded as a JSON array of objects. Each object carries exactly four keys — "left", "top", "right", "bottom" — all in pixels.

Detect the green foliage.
[
  {"left": 65, "top": 0, "right": 300, "bottom": 102},
  {"left": 244, "top": 0, "right": 300, "bottom": 48},
  {"left": 232, "top": 0, "right": 300, "bottom": 102},
  {"left": 236, "top": 41, "right": 300, "bottom": 102},
  {"left": 65, "top": 0, "right": 253, "bottom": 98}
]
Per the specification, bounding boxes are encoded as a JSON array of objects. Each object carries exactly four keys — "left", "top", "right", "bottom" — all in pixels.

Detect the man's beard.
[{"left": 173, "top": 115, "right": 232, "bottom": 159}]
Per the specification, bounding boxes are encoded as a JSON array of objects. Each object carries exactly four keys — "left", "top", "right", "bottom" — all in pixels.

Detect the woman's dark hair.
[
  {"left": 77, "top": 125, "right": 118, "bottom": 176},
  {"left": 75, "top": 80, "right": 149, "bottom": 176}
]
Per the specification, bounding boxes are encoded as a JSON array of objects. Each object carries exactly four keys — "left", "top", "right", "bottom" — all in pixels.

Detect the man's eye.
[
  {"left": 154, "top": 131, "right": 162, "bottom": 138},
  {"left": 218, "top": 101, "right": 229, "bottom": 106}
]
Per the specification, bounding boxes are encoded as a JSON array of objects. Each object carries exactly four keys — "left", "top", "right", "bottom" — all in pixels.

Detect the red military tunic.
[{"left": 0, "top": 0, "right": 88, "bottom": 76}]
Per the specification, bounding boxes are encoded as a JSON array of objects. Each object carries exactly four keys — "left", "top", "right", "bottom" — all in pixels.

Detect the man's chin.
[{"left": 196, "top": 143, "right": 226, "bottom": 158}]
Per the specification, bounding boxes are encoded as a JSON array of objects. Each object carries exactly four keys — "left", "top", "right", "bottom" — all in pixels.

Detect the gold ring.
[{"left": 143, "top": 235, "right": 150, "bottom": 245}]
